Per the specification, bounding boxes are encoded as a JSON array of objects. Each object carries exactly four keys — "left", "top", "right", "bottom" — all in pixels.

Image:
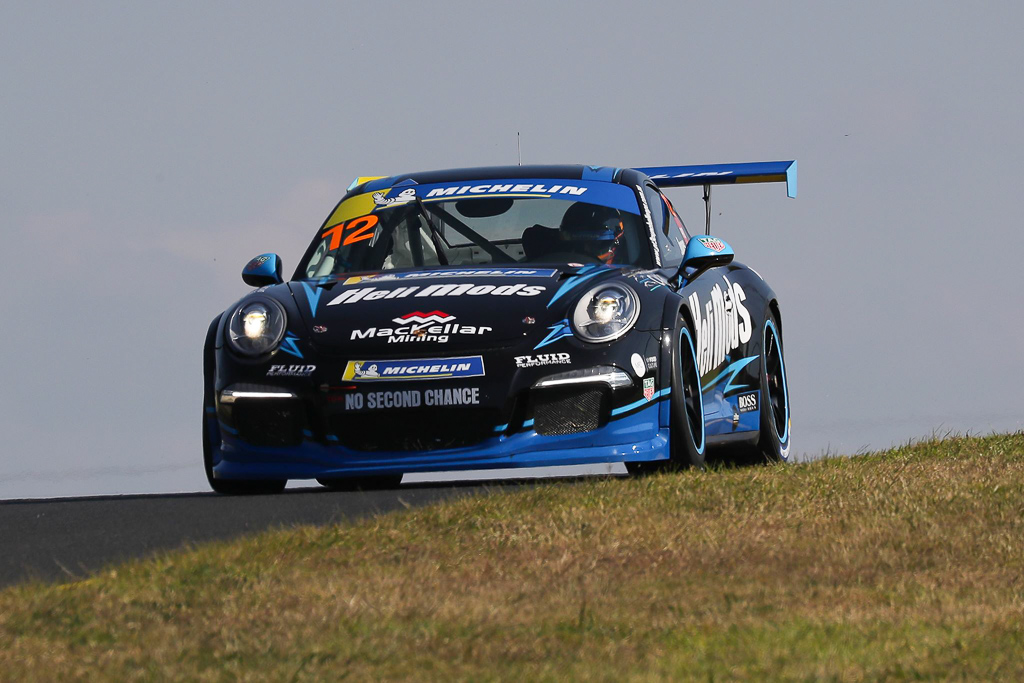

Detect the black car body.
[{"left": 203, "top": 162, "right": 796, "bottom": 493}]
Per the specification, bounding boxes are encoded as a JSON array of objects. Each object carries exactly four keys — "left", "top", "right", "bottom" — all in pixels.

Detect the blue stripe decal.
[
  {"left": 493, "top": 423, "right": 509, "bottom": 433},
  {"left": 701, "top": 356, "right": 757, "bottom": 393},
  {"left": 302, "top": 429, "right": 313, "bottom": 438},
  {"left": 547, "top": 264, "right": 606, "bottom": 308},
  {"left": 300, "top": 281, "right": 322, "bottom": 318},
  {"left": 611, "top": 388, "right": 671, "bottom": 416},
  {"left": 534, "top": 319, "right": 574, "bottom": 349},
  {"left": 205, "top": 406, "right": 216, "bottom": 414},
  {"left": 219, "top": 422, "right": 238, "bottom": 435},
  {"left": 279, "top": 332, "right": 304, "bottom": 359},
  {"left": 523, "top": 418, "right": 535, "bottom": 428},
  {"left": 326, "top": 434, "right": 339, "bottom": 442}
]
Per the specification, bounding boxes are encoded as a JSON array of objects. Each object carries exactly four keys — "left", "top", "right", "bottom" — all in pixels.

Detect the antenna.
[{"left": 517, "top": 132, "right": 522, "bottom": 166}]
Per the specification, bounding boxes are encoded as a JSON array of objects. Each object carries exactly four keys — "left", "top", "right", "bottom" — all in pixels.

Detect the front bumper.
[
  {"left": 210, "top": 331, "right": 673, "bottom": 480},
  {"left": 212, "top": 398, "right": 670, "bottom": 480}
]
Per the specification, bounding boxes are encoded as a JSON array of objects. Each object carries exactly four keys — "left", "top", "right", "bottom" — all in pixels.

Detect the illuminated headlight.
[
  {"left": 227, "top": 297, "right": 287, "bottom": 356},
  {"left": 570, "top": 283, "right": 640, "bottom": 343}
]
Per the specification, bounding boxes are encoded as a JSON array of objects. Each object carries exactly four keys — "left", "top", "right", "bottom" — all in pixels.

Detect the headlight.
[
  {"left": 227, "top": 297, "right": 287, "bottom": 356},
  {"left": 570, "top": 282, "right": 640, "bottom": 343}
]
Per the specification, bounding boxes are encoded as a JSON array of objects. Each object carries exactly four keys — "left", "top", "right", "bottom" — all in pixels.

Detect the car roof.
[{"left": 350, "top": 164, "right": 644, "bottom": 195}]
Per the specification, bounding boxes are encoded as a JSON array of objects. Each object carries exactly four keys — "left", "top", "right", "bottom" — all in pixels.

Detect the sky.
[{"left": 2, "top": 2, "right": 1023, "bottom": 498}]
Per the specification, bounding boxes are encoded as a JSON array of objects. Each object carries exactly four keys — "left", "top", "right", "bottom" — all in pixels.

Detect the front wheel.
[
  {"left": 627, "top": 314, "right": 705, "bottom": 474},
  {"left": 202, "top": 411, "right": 287, "bottom": 495}
]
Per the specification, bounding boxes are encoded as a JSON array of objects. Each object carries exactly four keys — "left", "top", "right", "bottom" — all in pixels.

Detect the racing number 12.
[{"left": 321, "top": 214, "right": 380, "bottom": 250}]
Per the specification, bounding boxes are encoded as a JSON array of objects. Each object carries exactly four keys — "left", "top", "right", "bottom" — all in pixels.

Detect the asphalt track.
[{"left": 0, "top": 483, "right": 498, "bottom": 588}]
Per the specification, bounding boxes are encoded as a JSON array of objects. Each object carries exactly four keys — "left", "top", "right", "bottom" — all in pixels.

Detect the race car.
[{"left": 203, "top": 161, "right": 796, "bottom": 493}]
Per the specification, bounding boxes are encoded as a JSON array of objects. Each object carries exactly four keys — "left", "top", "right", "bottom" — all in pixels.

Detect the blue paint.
[
  {"left": 636, "top": 160, "right": 797, "bottom": 198},
  {"left": 610, "top": 388, "right": 670, "bottom": 416},
  {"left": 582, "top": 165, "right": 615, "bottom": 182},
  {"left": 279, "top": 332, "right": 304, "bottom": 359},
  {"left": 214, "top": 400, "right": 671, "bottom": 480},
  {"left": 534, "top": 319, "right": 574, "bottom": 349},
  {"left": 701, "top": 355, "right": 757, "bottom": 394},
  {"left": 300, "top": 281, "right": 322, "bottom": 318},
  {"left": 546, "top": 264, "right": 608, "bottom": 308}
]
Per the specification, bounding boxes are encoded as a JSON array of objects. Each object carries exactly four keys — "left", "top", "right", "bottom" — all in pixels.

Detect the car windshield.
[{"left": 299, "top": 179, "right": 653, "bottom": 278}]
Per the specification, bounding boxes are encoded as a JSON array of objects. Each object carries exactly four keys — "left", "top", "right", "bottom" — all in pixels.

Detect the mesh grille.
[
  {"left": 232, "top": 400, "right": 305, "bottom": 447},
  {"left": 328, "top": 408, "right": 500, "bottom": 452},
  {"left": 532, "top": 387, "right": 607, "bottom": 436}
]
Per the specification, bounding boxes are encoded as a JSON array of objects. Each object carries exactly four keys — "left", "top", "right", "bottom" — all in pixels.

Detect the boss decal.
[
  {"left": 342, "top": 356, "right": 485, "bottom": 381},
  {"left": 267, "top": 364, "right": 316, "bottom": 377},
  {"left": 349, "top": 311, "right": 492, "bottom": 344},
  {"left": 328, "top": 282, "right": 546, "bottom": 306},
  {"left": 737, "top": 391, "right": 759, "bottom": 413},
  {"left": 514, "top": 353, "right": 571, "bottom": 368},
  {"left": 688, "top": 275, "right": 752, "bottom": 375}
]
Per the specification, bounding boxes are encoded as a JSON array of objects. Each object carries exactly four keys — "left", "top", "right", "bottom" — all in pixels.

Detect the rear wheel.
[
  {"left": 758, "top": 314, "right": 791, "bottom": 462},
  {"left": 627, "top": 314, "right": 705, "bottom": 474},
  {"left": 720, "top": 311, "right": 791, "bottom": 466}
]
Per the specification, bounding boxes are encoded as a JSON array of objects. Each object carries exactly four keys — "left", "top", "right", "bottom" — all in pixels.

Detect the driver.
[{"left": 558, "top": 202, "right": 625, "bottom": 264}]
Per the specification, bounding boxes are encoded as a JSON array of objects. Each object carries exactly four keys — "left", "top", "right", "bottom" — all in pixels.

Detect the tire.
[
  {"left": 627, "top": 313, "right": 705, "bottom": 474},
  {"left": 202, "top": 409, "right": 287, "bottom": 495},
  {"left": 758, "top": 314, "right": 791, "bottom": 462},
  {"left": 721, "top": 311, "right": 791, "bottom": 466},
  {"left": 202, "top": 320, "right": 287, "bottom": 495},
  {"left": 316, "top": 475, "right": 404, "bottom": 491}
]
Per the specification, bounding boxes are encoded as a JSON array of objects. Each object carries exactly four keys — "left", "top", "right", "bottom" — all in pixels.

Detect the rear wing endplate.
[{"left": 635, "top": 160, "right": 797, "bottom": 198}]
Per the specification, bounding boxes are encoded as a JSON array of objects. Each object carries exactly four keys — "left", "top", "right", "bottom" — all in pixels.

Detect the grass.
[{"left": 2, "top": 433, "right": 1023, "bottom": 680}]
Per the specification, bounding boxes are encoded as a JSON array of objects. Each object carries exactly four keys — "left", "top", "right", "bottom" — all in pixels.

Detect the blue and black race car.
[{"left": 203, "top": 161, "right": 796, "bottom": 493}]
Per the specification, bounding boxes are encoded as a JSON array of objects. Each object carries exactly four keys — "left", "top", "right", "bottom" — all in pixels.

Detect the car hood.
[{"left": 287, "top": 265, "right": 620, "bottom": 353}]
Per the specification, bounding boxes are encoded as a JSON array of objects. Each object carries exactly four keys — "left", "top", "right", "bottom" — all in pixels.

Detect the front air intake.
[{"left": 531, "top": 387, "right": 608, "bottom": 436}]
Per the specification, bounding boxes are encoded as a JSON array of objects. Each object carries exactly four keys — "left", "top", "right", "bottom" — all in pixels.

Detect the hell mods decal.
[
  {"left": 328, "top": 282, "right": 546, "bottom": 306},
  {"left": 688, "top": 275, "right": 752, "bottom": 375}
]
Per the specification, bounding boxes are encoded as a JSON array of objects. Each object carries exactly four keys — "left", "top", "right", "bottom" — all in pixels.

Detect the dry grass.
[{"left": 2, "top": 433, "right": 1023, "bottom": 680}]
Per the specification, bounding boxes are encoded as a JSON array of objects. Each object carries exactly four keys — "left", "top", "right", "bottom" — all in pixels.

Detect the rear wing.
[
  {"left": 635, "top": 160, "right": 796, "bottom": 234},
  {"left": 635, "top": 160, "right": 797, "bottom": 198}
]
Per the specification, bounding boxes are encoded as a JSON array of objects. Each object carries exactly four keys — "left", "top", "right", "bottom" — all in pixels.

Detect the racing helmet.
[{"left": 558, "top": 202, "right": 625, "bottom": 264}]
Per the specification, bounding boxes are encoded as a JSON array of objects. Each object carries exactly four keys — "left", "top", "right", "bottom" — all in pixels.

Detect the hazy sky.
[{"left": 3, "top": 2, "right": 1023, "bottom": 498}]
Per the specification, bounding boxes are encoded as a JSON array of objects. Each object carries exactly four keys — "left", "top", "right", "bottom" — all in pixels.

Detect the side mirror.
[
  {"left": 679, "top": 236, "right": 734, "bottom": 277},
  {"left": 242, "top": 253, "right": 284, "bottom": 287}
]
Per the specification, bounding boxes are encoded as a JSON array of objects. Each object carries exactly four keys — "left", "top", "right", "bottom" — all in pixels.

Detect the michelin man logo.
[
  {"left": 373, "top": 188, "right": 417, "bottom": 206},
  {"left": 352, "top": 362, "right": 381, "bottom": 378}
]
